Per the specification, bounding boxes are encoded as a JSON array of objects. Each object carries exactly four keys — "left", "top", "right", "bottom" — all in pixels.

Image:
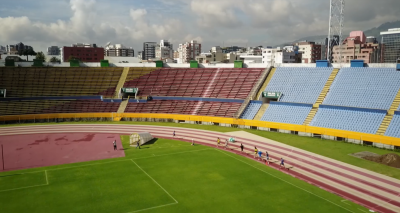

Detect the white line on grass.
[
  {"left": 0, "top": 148, "right": 212, "bottom": 177},
  {"left": 0, "top": 149, "right": 211, "bottom": 193},
  {"left": 45, "top": 170, "right": 49, "bottom": 184},
  {"left": 358, "top": 208, "right": 368, "bottom": 212},
  {"left": 126, "top": 202, "right": 178, "bottom": 213},
  {"left": 342, "top": 200, "right": 351, "bottom": 206},
  {"left": 0, "top": 183, "right": 49, "bottom": 193},
  {"left": 216, "top": 149, "right": 355, "bottom": 213},
  {"left": 132, "top": 148, "right": 211, "bottom": 161},
  {"left": 131, "top": 159, "right": 178, "bottom": 204},
  {"left": 0, "top": 171, "right": 49, "bottom": 193}
]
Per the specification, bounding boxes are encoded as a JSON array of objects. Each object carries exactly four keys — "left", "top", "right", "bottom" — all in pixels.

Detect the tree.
[
  {"left": 50, "top": 57, "right": 61, "bottom": 63},
  {"left": 35, "top": 51, "right": 46, "bottom": 62},
  {"left": 19, "top": 48, "right": 37, "bottom": 61}
]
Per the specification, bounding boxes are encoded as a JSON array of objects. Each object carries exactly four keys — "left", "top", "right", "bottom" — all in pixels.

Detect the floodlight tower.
[{"left": 327, "top": 0, "right": 345, "bottom": 64}]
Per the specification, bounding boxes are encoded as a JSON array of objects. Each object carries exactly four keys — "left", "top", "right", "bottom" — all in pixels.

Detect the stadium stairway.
[
  {"left": 376, "top": 88, "right": 400, "bottom": 135},
  {"left": 315, "top": 68, "right": 339, "bottom": 105},
  {"left": 114, "top": 97, "right": 130, "bottom": 121},
  {"left": 113, "top": 67, "right": 130, "bottom": 98},
  {"left": 303, "top": 107, "right": 318, "bottom": 125},
  {"left": 255, "top": 68, "right": 276, "bottom": 100},
  {"left": 303, "top": 68, "right": 339, "bottom": 126},
  {"left": 235, "top": 66, "right": 272, "bottom": 118},
  {"left": 254, "top": 103, "right": 269, "bottom": 120}
]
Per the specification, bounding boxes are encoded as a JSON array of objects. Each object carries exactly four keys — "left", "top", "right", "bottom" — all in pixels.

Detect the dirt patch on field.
[
  {"left": 364, "top": 153, "right": 400, "bottom": 169},
  {"left": 350, "top": 151, "right": 400, "bottom": 169},
  {"left": 349, "top": 151, "right": 380, "bottom": 159}
]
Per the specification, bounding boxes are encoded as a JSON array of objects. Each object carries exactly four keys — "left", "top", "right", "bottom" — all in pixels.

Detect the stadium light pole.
[{"left": 327, "top": 0, "right": 345, "bottom": 65}]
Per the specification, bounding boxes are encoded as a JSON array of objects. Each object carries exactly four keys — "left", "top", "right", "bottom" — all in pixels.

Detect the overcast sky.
[{"left": 0, "top": 0, "right": 399, "bottom": 54}]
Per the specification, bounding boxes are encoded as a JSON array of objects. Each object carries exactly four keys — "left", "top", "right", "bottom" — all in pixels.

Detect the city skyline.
[{"left": 0, "top": 0, "right": 399, "bottom": 54}]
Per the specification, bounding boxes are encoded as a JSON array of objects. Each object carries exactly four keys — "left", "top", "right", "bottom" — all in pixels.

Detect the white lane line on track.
[{"left": 216, "top": 149, "right": 355, "bottom": 213}]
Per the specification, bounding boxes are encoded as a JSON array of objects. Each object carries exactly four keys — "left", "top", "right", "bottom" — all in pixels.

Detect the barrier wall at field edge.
[{"left": 0, "top": 113, "right": 399, "bottom": 147}]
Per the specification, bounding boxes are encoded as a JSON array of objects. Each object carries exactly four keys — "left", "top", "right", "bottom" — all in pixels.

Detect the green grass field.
[
  {"left": 2, "top": 121, "right": 400, "bottom": 179},
  {"left": 0, "top": 136, "right": 368, "bottom": 213}
]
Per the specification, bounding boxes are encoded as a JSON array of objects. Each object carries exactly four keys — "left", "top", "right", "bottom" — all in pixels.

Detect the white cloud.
[{"left": 0, "top": 0, "right": 398, "bottom": 53}]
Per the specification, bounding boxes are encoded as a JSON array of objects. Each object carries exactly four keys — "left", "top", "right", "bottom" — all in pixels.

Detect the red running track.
[{"left": 0, "top": 133, "right": 124, "bottom": 172}]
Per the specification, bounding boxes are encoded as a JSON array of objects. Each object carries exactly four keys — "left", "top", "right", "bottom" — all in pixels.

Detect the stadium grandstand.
[{"left": 1, "top": 60, "right": 400, "bottom": 147}]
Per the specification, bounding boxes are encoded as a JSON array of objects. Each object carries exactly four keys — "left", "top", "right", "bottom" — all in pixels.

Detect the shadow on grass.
[{"left": 144, "top": 138, "right": 159, "bottom": 145}]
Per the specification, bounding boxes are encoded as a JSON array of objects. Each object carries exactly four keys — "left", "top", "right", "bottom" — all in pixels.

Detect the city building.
[
  {"left": 155, "top": 40, "right": 174, "bottom": 59},
  {"left": 380, "top": 28, "right": 400, "bottom": 63},
  {"left": 61, "top": 43, "right": 104, "bottom": 62},
  {"left": 104, "top": 44, "right": 134, "bottom": 57},
  {"left": 238, "top": 53, "right": 262, "bottom": 64},
  {"left": 177, "top": 40, "right": 201, "bottom": 64},
  {"left": 47, "top": 46, "right": 60, "bottom": 55},
  {"left": 142, "top": 42, "right": 157, "bottom": 60},
  {"left": 0, "top": 45, "right": 6, "bottom": 54},
  {"left": 297, "top": 41, "right": 322, "bottom": 63},
  {"left": 137, "top": 51, "right": 143, "bottom": 60},
  {"left": 262, "top": 47, "right": 296, "bottom": 64},
  {"left": 332, "top": 31, "right": 382, "bottom": 63},
  {"left": 6, "top": 42, "right": 32, "bottom": 55},
  {"left": 245, "top": 46, "right": 263, "bottom": 55},
  {"left": 195, "top": 46, "right": 239, "bottom": 63},
  {"left": 221, "top": 46, "right": 245, "bottom": 53}
]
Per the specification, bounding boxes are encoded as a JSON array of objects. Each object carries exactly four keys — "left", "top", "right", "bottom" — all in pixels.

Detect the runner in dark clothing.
[
  {"left": 113, "top": 140, "right": 117, "bottom": 150},
  {"left": 240, "top": 143, "right": 244, "bottom": 152}
]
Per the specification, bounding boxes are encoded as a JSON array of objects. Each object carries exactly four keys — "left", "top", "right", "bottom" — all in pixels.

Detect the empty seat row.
[
  {"left": 310, "top": 106, "right": 386, "bottom": 134},
  {"left": 125, "top": 100, "right": 241, "bottom": 118},
  {"left": 264, "top": 67, "right": 333, "bottom": 104},
  {"left": 323, "top": 68, "right": 400, "bottom": 110},
  {"left": 0, "top": 67, "right": 123, "bottom": 98},
  {"left": 124, "top": 68, "right": 264, "bottom": 99},
  {"left": 385, "top": 113, "right": 400, "bottom": 138},
  {"left": 260, "top": 102, "right": 312, "bottom": 125},
  {"left": 0, "top": 99, "right": 120, "bottom": 115},
  {"left": 240, "top": 102, "right": 262, "bottom": 120}
]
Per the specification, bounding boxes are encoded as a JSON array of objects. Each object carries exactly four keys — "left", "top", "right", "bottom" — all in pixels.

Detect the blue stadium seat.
[
  {"left": 264, "top": 67, "right": 333, "bottom": 104},
  {"left": 240, "top": 102, "right": 262, "bottom": 120},
  {"left": 310, "top": 105, "right": 386, "bottom": 134},
  {"left": 323, "top": 68, "right": 400, "bottom": 110},
  {"left": 385, "top": 112, "right": 400, "bottom": 138},
  {"left": 260, "top": 102, "right": 312, "bottom": 125}
]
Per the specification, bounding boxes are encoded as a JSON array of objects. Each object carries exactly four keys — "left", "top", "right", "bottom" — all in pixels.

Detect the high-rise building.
[
  {"left": 380, "top": 28, "right": 400, "bottom": 63},
  {"left": 142, "top": 42, "right": 157, "bottom": 60},
  {"left": 177, "top": 40, "right": 201, "bottom": 64},
  {"left": 195, "top": 46, "right": 239, "bottom": 63},
  {"left": 297, "top": 41, "right": 322, "bottom": 63},
  {"left": 332, "top": 31, "right": 382, "bottom": 63},
  {"left": 155, "top": 40, "right": 174, "bottom": 59},
  {"left": 47, "top": 46, "right": 60, "bottom": 55},
  {"left": 104, "top": 44, "right": 134, "bottom": 57},
  {"left": 61, "top": 43, "right": 104, "bottom": 62}
]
